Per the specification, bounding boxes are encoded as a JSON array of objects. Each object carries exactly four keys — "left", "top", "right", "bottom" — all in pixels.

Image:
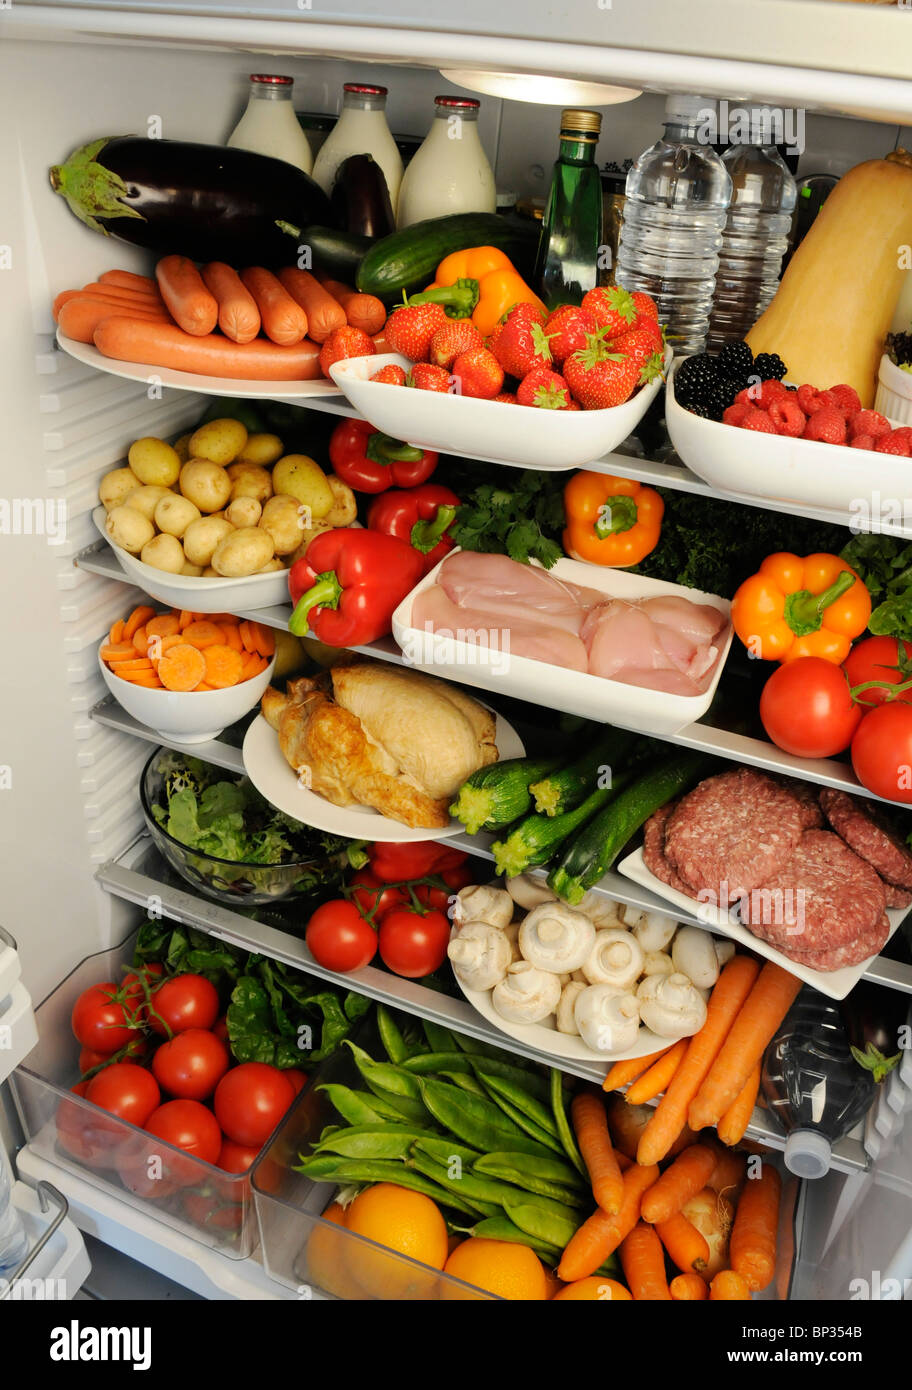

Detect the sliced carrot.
[
  {"left": 181, "top": 620, "right": 226, "bottom": 650},
  {"left": 123, "top": 605, "right": 156, "bottom": 641},
  {"left": 238, "top": 620, "right": 257, "bottom": 653},
  {"left": 195, "top": 682, "right": 215, "bottom": 691},
  {"left": 100, "top": 642, "right": 138, "bottom": 662},
  {"left": 109, "top": 619, "right": 125, "bottom": 646},
  {"left": 222, "top": 623, "right": 244, "bottom": 653},
  {"left": 132, "top": 625, "right": 149, "bottom": 656},
  {"left": 240, "top": 650, "right": 263, "bottom": 681},
  {"left": 116, "top": 670, "right": 163, "bottom": 688},
  {"left": 178, "top": 609, "right": 195, "bottom": 631},
  {"left": 146, "top": 614, "right": 181, "bottom": 640},
  {"left": 203, "top": 644, "right": 244, "bottom": 688},
  {"left": 157, "top": 643, "right": 206, "bottom": 692},
  {"left": 108, "top": 658, "right": 155, "bottom": 673},
  {"left": 250, "top": 622, "right": 276, "bottom": 657}
]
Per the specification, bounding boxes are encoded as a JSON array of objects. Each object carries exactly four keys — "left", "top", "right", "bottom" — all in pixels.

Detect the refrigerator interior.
[{"left": 2, "top": 13, "right": 912, "bottom": 1300}]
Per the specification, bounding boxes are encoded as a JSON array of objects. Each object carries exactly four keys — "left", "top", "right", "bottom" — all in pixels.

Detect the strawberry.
[
  {"left": 563, "top": 337, "right": 640, "bottom": 410},
  {"left": 630, "top": 291, "right": 659, "bottom": 322},
  {"left": 768, "top": 397, "right": 806, "bottom": 437},
  {"left": 385, "top": 302, "right": 448, "bottom": 361},
  {"left": 429, "top": 320, "right": 483, "bottom": 370},
  {"left": 850, "top": 409, "right": 891, "bottom": 440},
  {"left": 451, "top": 347, "right": 504, "bottom": 399},
  {"left": 827, "top": 383, "right": 862, "bottom": 419},
  {"left": 796, "top": 384, "right": 838, "bottom": 416},
  {"left": 740, "top": 408, "right": 777, "bottom": 433},
  {"left": 802, "top": 406, "right": 847, "bottom": 443},
  {"left": 612, "top": 325, "right": 665, "bottom": 376},
  {"left": 370, "top": 364, "right": 407, "bottom": 385},
  {"left": 516, "top": 367, "right": 573, "bottom": 410},
  {"left": 875, "top": 431, "right": 911, "bottom": 456},
  {"left": 581, "top": 286, "right": 639, "bottom": 340},
  {"left": 318, "top": 326, "right": 375, "bottom": 378},
  {"left": 492, "top": 307, "right": 552, "bottom": 377},
  {"left": 543, "top": 305, "right": 598, "bottom": 366},
  {"left": 407, "top": 362, "right": 451, "bottom": 392},
  {"left": 494, "top": 392, "right": 519, "bottom": 404},
  {"left": 850, "top": 434, "right": 876, "bottom": 451}
]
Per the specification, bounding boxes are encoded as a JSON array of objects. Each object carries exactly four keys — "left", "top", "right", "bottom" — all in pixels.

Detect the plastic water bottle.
[
  {"left": 0, "top": 1152, "right": 28, "bottom": 1279},
  {"left": 707, "top": 109, "right": 797, "bottom": 350},
  {"left": 761, "top": 987, "right": 877, "bottom": 1179},
  {"left": 616, "top": 94, "right": 731, "bottom": 356}
]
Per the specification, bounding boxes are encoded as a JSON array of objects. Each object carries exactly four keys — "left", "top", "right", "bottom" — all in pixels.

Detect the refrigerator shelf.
[{"left": 93, "top": 838, "right": 871, "bottom": 1174}]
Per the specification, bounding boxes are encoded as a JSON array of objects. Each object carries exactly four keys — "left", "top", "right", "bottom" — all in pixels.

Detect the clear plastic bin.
[{"left": 11, "top": 929, "right": 301, "bottom": 1260}]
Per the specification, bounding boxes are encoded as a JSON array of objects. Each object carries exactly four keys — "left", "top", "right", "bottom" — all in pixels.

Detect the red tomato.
[
  {"left": 122, "top": 962, "right": 165, "bottom": 1021},
  {"left": 306, "top": 900, "right": 377, "bottom": 973},
  {"left": 759, "top": 656, "right": 863, "bottom": 757},
  {"left": 152, "top": 1029, "right": 230, "bottom": 1101},
  {"left": 85, "top": 1062, "right": 161, "bottom": 1128},
  {"left": 144, "top": 1099, "right": 223, "bottom": 1166},
  {"left": 147, "top": 974, "right": 220, "bottom": 1036},
  {"left": 851, "top": 703, "right": 912, "bottom": 803},
  {"left": 56, "top": 1082, "right": 123, "bottom": 1169},
  {"left": 213, "top": 1014, "right": 230, "bottom": 1046},
  {"left": 116, "top": 1137, "right": 181, "bottom": 1200},
  {"left": 413, "top": 863, "right": 474, "bottom": 913},
  {"left": 182, "top": 1188, "right": 244, "bottom": 1232},
  {"left": 79, "top": 1036, "right": 148, "bottom": 1076},
  {"left": 378, "top": 906, "right": 450, "bottom": 979},
  {"left": 844, "top": 636, "right": 912, "bottom": 709},
  {"left": 71, "top": 982, "right": 138, "bottom": 1053},
  {"left": 216, "top": 1138, "right": 260, "bottom": 1174},
  {"left": 348, "top": 870, "right": 408, "bottom": 921},
  {"left": 214, "top": 1063, "right": 295, "bottom": 1148},
  {"left": 285, "top": 1070, "right": 307, "bottom": 1096}
]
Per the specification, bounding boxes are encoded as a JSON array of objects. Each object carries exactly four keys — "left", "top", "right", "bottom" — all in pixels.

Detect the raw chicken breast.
[
  {"left": 410, "top": 584, "right": 589, "bottom": 671},
  {"left": 436, "top": 552, "right": 600, "bottom": 635},
  {"left": 638, "top": 595, "right": 727, "bottom": 645},
  {"left": 582, "top": 598, "right": 724, "bottom": 695}
]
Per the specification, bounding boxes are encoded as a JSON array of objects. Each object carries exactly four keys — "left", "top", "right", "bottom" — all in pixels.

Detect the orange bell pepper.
[
  {"left": 410, "top": 245, "right": 546, "bottom": 338},
  {"left": 731, "top": 552, "right": 871, "bottom": 663},
  {"left": 563, "top": 473, "right": 664, "bottom": 567}
]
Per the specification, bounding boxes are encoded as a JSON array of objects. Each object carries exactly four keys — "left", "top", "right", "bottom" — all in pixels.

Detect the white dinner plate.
[
  {"left": 242, "top": 709, "right": 525, "bottom": 843},
  {"left": 618, "top": 846, "right": 903, "bottom": 1001}
]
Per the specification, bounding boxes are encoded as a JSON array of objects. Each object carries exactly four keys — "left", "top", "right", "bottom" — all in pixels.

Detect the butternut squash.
[{"left": 746, "top": 150, "right": 912, "bottom": 407}]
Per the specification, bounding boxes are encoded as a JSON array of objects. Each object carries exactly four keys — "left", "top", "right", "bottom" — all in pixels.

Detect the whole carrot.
[
  {"left": 620, "top": 1222, "right": 672, "bottom": 1300},
  {"left": 717, "top": 1062, "right": 762, "bottom": 1147},
  {"left": 637, "top": 955, "right": 761, "bottom": 1166},
  {"left": 571, "top": 1090, "right": 623, "bottom": 1216},
  {"left": 708, "top": 1146, "right": 747, "bottom": 1202},
  {"left": 688, "top": 964, "right": 802, "bottom": 1132},
  {"left": 603, "top": 1046, "right": 672, "bottom": 1093},
  {"left": 670, "top": 1271, "right": 708, "bottom": 1300},
  {"left": 710, "top": 1269, "right": 752, "bottom": 1300},
  {"left": 626, "top": 1038, "right": 688, "bottom": 1105},
  {"left": 730, "top": 1161, "right": 781, "bottom": 1291},
  {"left": 641, "top": 1143, "right": 718, "bottom": 1225},
  {"left": 557, "top": 1162, "right": 659, "bottom": 1282},
  {"left": 655, "top": 1209, "right": 710, "bottom": 1274}
]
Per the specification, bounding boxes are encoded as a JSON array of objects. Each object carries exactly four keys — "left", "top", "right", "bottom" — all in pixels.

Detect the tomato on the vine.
[
  {"left": 71, "top": 983, "right": 139, "bottom": 1053},
  {"left": 85, "top": 1062, "right": 161, "bottom": 1129},
  {"left": 306, "top": 900, "right": 377, "bottom": 973},
  {"left": 378, "top": 906, "right": 450, "bottom": 979},
  {"left": 348, "top": 870, "right": 408, "bottom": 921},
  {"left": 851, "top": 703, "right": 912, "bottom": 803},
  {"left": 412, "top": 863, "right": 474, "bottom": 913},
  {"left": 152, "top": 1028, "right": 230, "bottom": 1101},
  {"left": 844, "top": 636, "right": 912, "bottom": 709},
  {"left": 759, "top": 656, "right": 863, "bottom": 757},
  {"left": 147, "top": 974, "right": 220, "bottom": 1036},
  {"left": 214, "top": 1063, "right": 296, "bottom": 1148}
]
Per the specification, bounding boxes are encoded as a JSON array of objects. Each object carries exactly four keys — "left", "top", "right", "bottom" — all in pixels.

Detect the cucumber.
[
  {"left": 547, "top": 751, "right": 714, "bottom": 905},
  {"left": 356, "top": 213, "right": 540, "bottom": 301},
  {"left": 491, "top": 773, "right": 632, "bottom": 881},
  {"left": 529, "top": 729, "right": 635, "bottom": 818},
  {"left": 450, "top": 755, "right": 564, "bottom": 835}
]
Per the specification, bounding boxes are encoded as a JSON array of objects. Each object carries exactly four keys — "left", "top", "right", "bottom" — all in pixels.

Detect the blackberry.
[
  {"left": 685, "top": 401, "right": 714, "bottom": 419},
  {"left": 887, "top": 331, "right": 912, "bottom": 368},
  {"left": 717, "top": 340, "right": 754, "bottom": 379},
  {"left": 675, "top": 353, "right": 719, "bottom": 406},
  {"left": 752, "top": 351, "right": 787, "bottom": 381}
]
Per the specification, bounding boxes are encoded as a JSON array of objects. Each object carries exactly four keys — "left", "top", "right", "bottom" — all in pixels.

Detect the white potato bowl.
[{"left": 99, "top": 643, "right": 276, "bottom": 744}]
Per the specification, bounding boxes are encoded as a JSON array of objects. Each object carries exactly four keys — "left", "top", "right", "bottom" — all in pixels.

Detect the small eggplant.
[
  {"left": 839, "top": 979, "right": 907, "bottom": 1083},
  {"left": 330, "top": 154, "right": 395, "bottom": 240}
]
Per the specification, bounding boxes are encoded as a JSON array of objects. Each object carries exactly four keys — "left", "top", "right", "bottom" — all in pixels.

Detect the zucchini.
[
  {"left": 450, "top": 755, "right": 564, "bottom": 835},
  {"left": 356, "top": 212, "right": 540, "bottom": 301},
  {"left": 529, "top": 728, "right": 635, "bottom": 818},
  {"left": 491, "top": 775, "right": 631, "bottom": 881},
  {"left": 547, "top": 750, "right": 714, "bottom": 905}
]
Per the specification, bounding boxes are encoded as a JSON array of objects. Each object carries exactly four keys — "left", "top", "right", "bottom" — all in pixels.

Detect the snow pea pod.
[
  {"left": 315, "top": 1124, "right": 434, "bottom": 1160},
  {"left": 402, "top": 1051, "right": 474, "bottom": 1075},
  {"left": 412, "top": 1136, "right": 482, "bottom": 1168},
  {"left": 502, "top": 1194, "right": 580, "bottom": 1249},
  {"left": 549, "top": 1068, "right": 586, "bottom": 1178},
  {"left": 439, "top": 1071, "right": 487, "bottom": 1097},
  {"left": 417, "top": 1077, "right": 553, "bottom": 1159},
  {"left": 294, "top": 1155, "right": 480, "bottom": 1216},
  {"left": 474, "top": 1154, "right": 586, "bottom": 1206},
  {"left": 467, "top": 1055, "right": 550, "bottom": 1104},
  {"left": 344, "top": 1042, "right": 422, "bottom": 1100},
  {"left": 376, "top": 1005, "right": 409, "bottom": 1064},
  {"left": 477, "top": 1083, "right": 566, "bottom": 1156},
  {"left": 478, "top": 1072, "right": 560, "bottom": 1137},
  {"left": 423, "top": 1019, "right": 460, "bottom": 1053},
  {"left": 451, "top": 1032, "right": 507, "bottom": 1061},
  {"left": 317, "top": 1084, "right": 387, "bottom": 1127},
  {"left": 407, "top": 1153, "right": 502, "bottom": 1220},
  {"left": 470, "top": 1216, "right": 561, "bottom": 1265}
]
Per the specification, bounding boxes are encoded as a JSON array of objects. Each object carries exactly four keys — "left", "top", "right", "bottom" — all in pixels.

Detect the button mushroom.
[
  {"left": 452, "top": 883, "right": 514, "bottom": 930},
  {"left": 714, "top": 939, "right": 736, "bottom": 967},
  {"left": 505, "top": 874, "right": 557, "bottom": 910},
  {"left": 502, "top": 919, "right": 522, "bottom": 963},
  {"left": 577, "top": 893, "right": 626, "bottom": 928},
  {"left": 642, "top": 950, "right": 675, "bottom": 978},
  {"left": 574, "top": 984, "right": 641, "bottom": 1053},
  {"left": 447, "top": 921, "right": 513, "bottom": 992},
  {"left": 518, "top": 902, "right": 596, "bottom": 974},
  {"left": 556, "top": 981, "right": 587, "bottom": 1035},
  {"left": 491, "top": 961, "right": 562, "bottom": 1024},
  {"left": 671, "top": 926, "right": 721, "bottom": 990},
  {"left": 582, "top": 929, "right": 645, "bottom": 990},
  {"left": 637, "top": 972, "right": 707, "bottom": 1038},
  {"left": 632, "top": 912, "right": 678, "bottom": 953}
]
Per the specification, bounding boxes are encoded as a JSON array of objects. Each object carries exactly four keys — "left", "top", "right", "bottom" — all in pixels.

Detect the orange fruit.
[
  {"left": 303, "top": 1202, "right": 365, "bottom": 1301},
  {"left": 441, "top": 1237, "right": 547, "bottom": 1301},
  {"left": 542, "top": 1268, "right": 564, "bottom": 1300},
  {"left": 344, "top": 1183, "right": 448, "bottom": 1300},
  {"left": 552, "top": 1276, "right": 633, "bottom": 1301}
]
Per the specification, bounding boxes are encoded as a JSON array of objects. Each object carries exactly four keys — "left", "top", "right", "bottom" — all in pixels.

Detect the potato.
[
  {"left": 188, "top": 418, "right": 248, "bottom": 466},
  {"left": 227, "top": 464, "right": 273, "bottom": 504},
  {"left": 211, "top": 526, "right": 275, "bottom": 578},
  {"left": 272, "top": 454, "right": 334, "bottom": 518},
  {"left": 286, "top": 519, "right": 335, "bottom": 565},
  {"left": 256, "top": 557, "right": 285, "bottom": 573},
  {"left": 258, "top": 494, "right": 308, "bottom": 556},
  {"left": 226, "top": 497, "right": 262, "bottom": 528},
  {"left": 99, "top": 466, "right": 141, "bottom": 511},
  {"left": 202, "top": 565, "right": 219, "bottom": 577},
  {"left": 323, "top": 475, "right": 357, "bottom": 527},
  {"left": 105, "top": 506, "right": 155, "bottom": 555},
  {"left": 154, "top": 493, "right": 202, "bottom": 538},
  {"left": 182, "top": 516, "right": 234, "bottom": 568},
  {"left": 123, "top": 484, "right": 172, "bottom": 522},
  {"left": 140, "top": 532, "right": 186, "bottom": 574},
  {"left": 180, "top": 459, "right": 232, "bottom": 513},
  {"left": 179, "top": 559, "right": 204, "bottom": 576},
  {"left": 128, "top": 436, "right": 181, "bottom": 488},
  {"left": 237, "top": 432, "right": 284, "bottom": 467},
  {"left": 172, "top": 432, "right": 193, "bottom": 463}
]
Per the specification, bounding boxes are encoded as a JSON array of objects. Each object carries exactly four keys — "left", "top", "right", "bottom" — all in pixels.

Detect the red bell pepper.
[
  {"left": 287, "top": 528, "right": 423, "bottom": 647},
  {"left": 367, "top": 841, "right": 469, "bottom": 883},
  {"left": 329, "top": 419, "right": 438, "bottom": 494},
  {"left": 366, "top": 484, "right": 461, "bottom": 574}
]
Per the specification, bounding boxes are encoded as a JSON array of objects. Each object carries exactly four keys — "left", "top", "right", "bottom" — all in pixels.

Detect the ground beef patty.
[
  {"left": 749, "top": 912, "right": 890, "bottom": 973},
  {"left": 642, "top": 801, "right": 701, "bottom": 899},
  {"left": 778, "top": 777, "right": 825, "bottom": 830},
  {"left": 740, "top": 828, "right": 886, "bottom": 951},
  {"left": 882, "top": 880, "right": 912, "bottom": 909},
  {"left": 664, "top": 768, "right": 805, "bottom": 903},
  {"left": 819, "top": 788, "right": 912, "bottom": 891}
]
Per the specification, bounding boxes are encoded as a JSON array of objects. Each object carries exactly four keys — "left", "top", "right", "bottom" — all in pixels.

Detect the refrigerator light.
[{"left": 439, "top": 69, "right": 641, "bottom": 105}]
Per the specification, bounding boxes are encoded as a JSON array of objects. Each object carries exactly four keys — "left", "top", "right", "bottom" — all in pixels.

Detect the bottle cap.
[
  {"left": 664, "top": 93, "right": 714, "bottom": 127},
  {"left": 784, "top": 1129, "right": 832, "bottom": 1179},
  {"left": 344, "top": 83, "right": 388, "bottom": 96},
  {"left": 435, "top": 96, "right": 480, "bottom": 108},
  {"left": 250, "top": 74, "right": 293, "bottom": 85},
  {"left": 561, "top": 109, "right": 602, "bottom": 136}
]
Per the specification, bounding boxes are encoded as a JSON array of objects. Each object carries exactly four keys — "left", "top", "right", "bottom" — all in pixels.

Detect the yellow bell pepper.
[
  {"left": 410, "top": 245, "right": 546, "bottom": 338},
  {"left": 563, "top": 473, "right": 664, "bottom": 567},
  {"left": 731, "top": 552, "right": 871, "bottom": 663}
]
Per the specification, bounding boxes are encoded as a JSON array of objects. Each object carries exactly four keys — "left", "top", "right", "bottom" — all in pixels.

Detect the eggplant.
[
  {"left": 330, "top": 154, "right": 395, "bottom": 240},
  {"left": 839, "top": 979, "right": 908, "bottom": 1082},
  {"left": 49, "top": 136, "right": 336, "bottom": 268}
]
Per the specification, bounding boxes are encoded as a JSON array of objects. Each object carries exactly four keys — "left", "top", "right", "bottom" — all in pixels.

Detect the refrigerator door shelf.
[
  {"left": 2, "top": 1181, "right": 91, "bottom": 1301},
  {"left": 0, "top": 982, "right": 38, "bottom": 1087},
  {"left": 0, "top": 926, "right": 22, "bottom": 1002}
]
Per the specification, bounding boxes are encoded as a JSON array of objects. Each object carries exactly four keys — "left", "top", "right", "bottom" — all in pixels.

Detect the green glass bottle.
[{"left": 534, "top": 109, "right": 603, "bottom": 310}]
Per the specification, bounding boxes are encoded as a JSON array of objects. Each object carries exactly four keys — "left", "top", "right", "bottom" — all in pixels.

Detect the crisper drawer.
[{"left": 0, "top": 926, "right": 37, "bottom": 1086}]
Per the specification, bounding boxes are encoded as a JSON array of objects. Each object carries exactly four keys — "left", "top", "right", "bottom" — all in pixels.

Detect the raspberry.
[
  {"left": 740, "top": 407, "right": 776, "bottom": 433},
  {"left": 768, "top": 397, "right": 806, "bottom": 437},
  {"left": 891, "top": 426, "right": 912, "bottom": 445},
  {"left": 802, "top": 406, "right": 847, "bottom": 444},
  {"left": 850, "top": 409, "right": 891, "bottom": 440},
  {"left": 875, "top": 431, "right": 912, "bottom": 456},
  {"left": 723, "top": 402, "right": 752, "bottom": 427},
  {"left": 850, "top": 434, "right": 875, "bottom": 451},
  {"left": 754, "top": 379, "right": 789, "bottom": 410},
  {"left": 796, "top": 384, "right": 837, "bottom": 416},
  {"left": 828, "top": 383, "right": 862, "bottom": 418}
]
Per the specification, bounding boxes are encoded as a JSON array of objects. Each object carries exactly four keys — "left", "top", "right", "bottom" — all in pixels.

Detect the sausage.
[
  {"left": 155, "top": 255, "right": 218, "bottom": 337},
  {"left": 93, "top": 316, "right": 322, "bottom": 380},
  {"left": 201, "top": 262, "right": 261, "bottom": 344},
  {"left": 277, "top": 268, "right": 346, "bottom": 343},
  {"left": 58, "top": 296, "right": 170, "bottom": 343},
  {"left": 240, "top": 267, "right": 308, "bottom": 346},
  {"left": 82, "top": 280, "right": 163, "bottom": 304},
  {"left": 98, "top": 269, "right": 160, "bottom": 293},
  {"left": 320, "top": 278, "right": 387, "bottom": 336}
]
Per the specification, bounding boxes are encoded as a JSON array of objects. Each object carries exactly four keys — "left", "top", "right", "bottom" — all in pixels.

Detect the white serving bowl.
[
  {"left": 874, "top": 352, "right": 912, "bottom": 426},
  {"left": 329, "top": 349, "right": 671, "bottom": 471},
  {"left": 99, "top": 643, "right": 276, "bottom": 744}
]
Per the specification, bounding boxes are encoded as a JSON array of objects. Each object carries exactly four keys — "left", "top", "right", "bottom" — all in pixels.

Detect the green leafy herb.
[
  {"left": 840, "top": 533, "right": 912, "bottom": 641},
  {"left": 448, "top": 470, "right": 566, "bottom": 569}
]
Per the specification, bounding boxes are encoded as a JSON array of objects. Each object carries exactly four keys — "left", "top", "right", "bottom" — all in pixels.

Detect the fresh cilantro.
[{"left": 448, "top": 468, "right": 567, "bottom": 569}]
